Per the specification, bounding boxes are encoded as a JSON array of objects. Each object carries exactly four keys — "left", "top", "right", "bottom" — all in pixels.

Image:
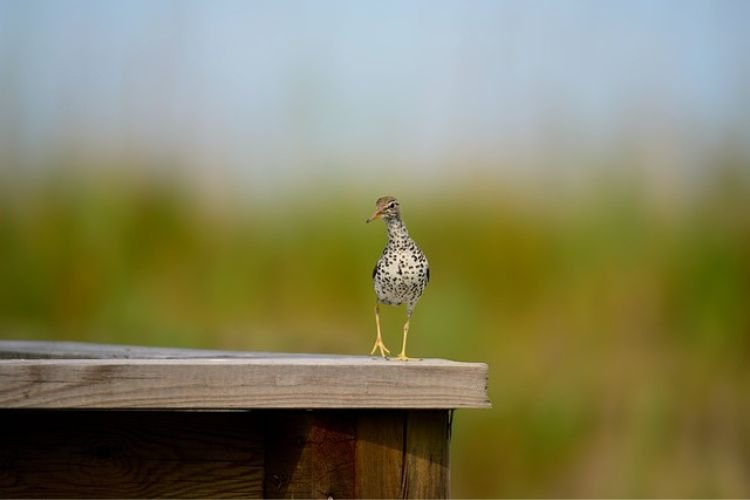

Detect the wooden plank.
[
  {"left": 0, "top": 340, "right": 319, "bottom": 360},
  {"left": 0, "top": 409, "right": 452, "bottom": 499},
  {"left": 263, "top": 410, "right": 451, "bottom": 499},
  {"left": 0, "top": 352, "right": 489, "bottom": 410},
  {"left": 354, "top": 410, "right": 452, "bottom": 499},
  {"left": 402, "top": 410, "right": 451, "bottom": 499},
  {"left": 0, "top": 410, "right": 264, "bottom": 498},
  {"left": 264, "top": 411, "right": 355, "bottom": 498},
  {"left": 354, "top": 411, "right": 407, "bottom": 499}
]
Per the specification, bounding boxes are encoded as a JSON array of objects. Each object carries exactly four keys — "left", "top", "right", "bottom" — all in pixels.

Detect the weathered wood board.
[{"left": 0, "top": 341, "right": 489, "bottom": 409}]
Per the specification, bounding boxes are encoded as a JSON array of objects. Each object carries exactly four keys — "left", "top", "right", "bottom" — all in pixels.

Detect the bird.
[{"left": 366, "top": 196, "right": 430, "bottom": 361}]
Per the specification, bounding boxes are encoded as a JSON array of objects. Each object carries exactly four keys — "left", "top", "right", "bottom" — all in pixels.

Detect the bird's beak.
[{"left": 366, "top": 208, "right": 382, "bottom": 223}]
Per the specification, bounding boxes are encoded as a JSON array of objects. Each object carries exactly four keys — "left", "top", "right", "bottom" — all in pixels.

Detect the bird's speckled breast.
[{"left": 372, "top": 218, "right": 429, "bottom": 308}]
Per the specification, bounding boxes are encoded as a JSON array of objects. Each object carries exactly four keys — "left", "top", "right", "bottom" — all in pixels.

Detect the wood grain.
[
  {"left": 355, "top": 411, "right": 408, "bottom": 499},
  {"left": 353, "top": 410, "right": 451, "bottom": 499},
  {"left": 0, "top": 342, "right": 490, "bottom": 409},
  {"left": 402, "top": 410, "right": 451, "bottom": 498},
  {"left": 0, "top": 409, "right": 454, "bottom": 499},
  {"left": 0, "top": 340, "right": 308, "bottom": 359},
  {"left": 264, "top": 411, "right": 355, "bottom": 498},
  {"left": 0, "top": 410, "right": 264, "bottom": 498}
]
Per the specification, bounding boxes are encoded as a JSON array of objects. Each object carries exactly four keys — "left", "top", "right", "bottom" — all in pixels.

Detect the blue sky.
[{"left": 1, "top": 0, "right": 748, "bottom": 191}]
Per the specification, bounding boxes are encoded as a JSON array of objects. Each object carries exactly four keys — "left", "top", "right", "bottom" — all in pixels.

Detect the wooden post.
[{"left": 0, "top": 341, "right": 488, "bottom": 499}]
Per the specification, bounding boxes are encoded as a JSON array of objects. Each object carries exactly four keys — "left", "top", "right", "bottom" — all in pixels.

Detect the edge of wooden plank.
[
  {"left": 0, "top": 355, "right": 490, "bottom": 410},
  {"left": 0, "top": 340, "right": 351, "bottom": 359}
]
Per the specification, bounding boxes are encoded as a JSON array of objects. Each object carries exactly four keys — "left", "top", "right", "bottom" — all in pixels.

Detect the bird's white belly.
[{"left": 373, "top": 251, "right": 428, "bottom": 305}]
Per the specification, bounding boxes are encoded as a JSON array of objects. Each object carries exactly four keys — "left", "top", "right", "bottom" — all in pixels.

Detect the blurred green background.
[{"left": 2, "top": 1, "right": 750, "bottom": 497}]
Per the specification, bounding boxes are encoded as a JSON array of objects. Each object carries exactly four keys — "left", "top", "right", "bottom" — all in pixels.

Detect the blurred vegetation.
[{"left": 1, "top": 158, "right": 749, "bottom": 497}]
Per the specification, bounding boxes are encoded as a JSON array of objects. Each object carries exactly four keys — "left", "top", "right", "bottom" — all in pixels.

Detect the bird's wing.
[
  {"left": 372, "top": 263, "right": 378, "bottom": 280},
  {"left": 426, "top": 266, "right": 430, "bottom": 283}
]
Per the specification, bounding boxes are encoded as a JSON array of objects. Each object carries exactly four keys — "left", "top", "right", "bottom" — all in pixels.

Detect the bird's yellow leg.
[
  {"left": 395, "top": 317, "right": 419, "bottom": 361},
  {"left": 370, "top": 303, "right": 390, "bottom": 357}
]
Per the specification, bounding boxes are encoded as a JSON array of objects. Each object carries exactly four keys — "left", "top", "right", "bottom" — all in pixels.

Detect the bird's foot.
[
  {"left": 370, "top": 338, "right": 391, "bottom": 358},
  {"left": 394, "top": 352, "right": 421, "bottom": 361}
]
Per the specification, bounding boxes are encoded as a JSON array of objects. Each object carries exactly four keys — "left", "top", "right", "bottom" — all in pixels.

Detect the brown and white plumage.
[{"left": 366, "top": 196, "right": 429, "bottom": 360}]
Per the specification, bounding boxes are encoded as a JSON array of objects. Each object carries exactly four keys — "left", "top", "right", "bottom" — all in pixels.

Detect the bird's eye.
[{"left": 387, "top": 202, "right": 397, "bottom": 209}]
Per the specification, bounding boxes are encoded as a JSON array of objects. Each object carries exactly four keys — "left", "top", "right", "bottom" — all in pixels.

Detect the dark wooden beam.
[{"left": 0, "top": 409, "right": 452, "bottom": 499}]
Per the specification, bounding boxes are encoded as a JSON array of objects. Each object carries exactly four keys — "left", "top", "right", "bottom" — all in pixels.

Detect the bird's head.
[{"left": 366, "top": 196, "right": 401, "bottom": 223}]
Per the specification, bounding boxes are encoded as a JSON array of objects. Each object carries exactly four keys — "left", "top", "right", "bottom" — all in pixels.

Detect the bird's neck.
[{"left": 385, "top": 217, "right": 410, "bottom": 243}]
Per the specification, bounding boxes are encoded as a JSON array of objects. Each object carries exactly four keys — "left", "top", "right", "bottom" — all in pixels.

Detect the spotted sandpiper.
[{"left": 366, "top": 196, "right": 430, "bottom": 361}]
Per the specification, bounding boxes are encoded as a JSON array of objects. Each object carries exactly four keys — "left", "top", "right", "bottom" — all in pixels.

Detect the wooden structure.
[{"left": 0, "top": 341, "right": 489, "bottom": 498}]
